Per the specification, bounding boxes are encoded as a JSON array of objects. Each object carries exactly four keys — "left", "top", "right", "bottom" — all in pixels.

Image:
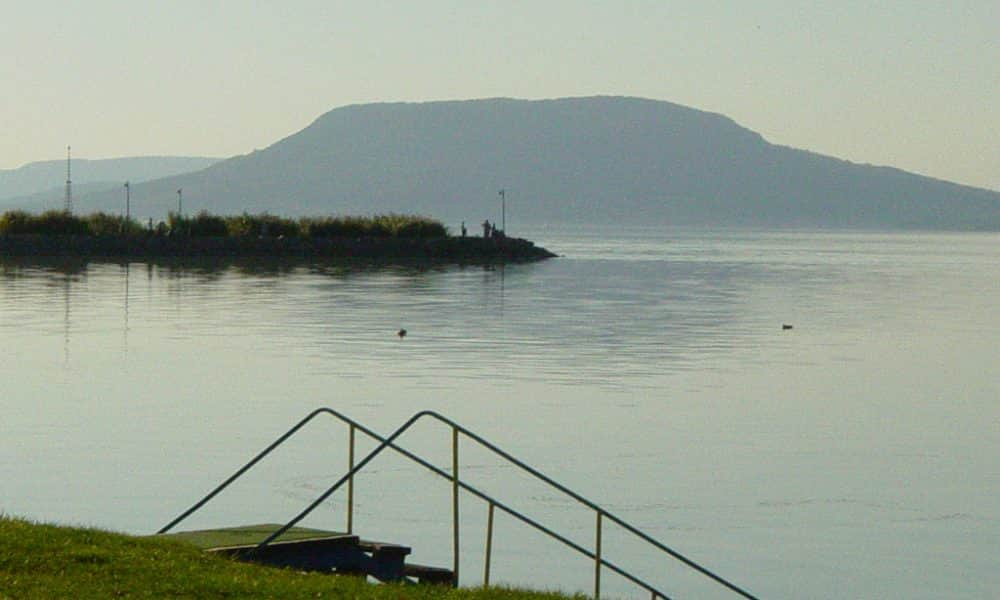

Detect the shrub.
[
  {"left": 169, "top": 211, "right": 228, "bottom": 237},
  {"left": 396, "top": 217, "right": 448, "bottom": 238},
  {"left": 225, "top": 213, "right": 300, "bottom": 238},
  {"left": 85, "top": 212, "right": 143, "bottom": 236},
  {"left": 0, "top": 210, "right": 32, "bottom": 235},
  {"left": 35, "top": 210, "right": 89, "bottom": 235},
  {"left": 0, "top": 210, "right": 88, "bottom": 235},
  {"left": 300, "top": 214, "right": 447, "bottom": 239},
  {"left": 300, "top": 216, "right": 369, "bottom": 238}
]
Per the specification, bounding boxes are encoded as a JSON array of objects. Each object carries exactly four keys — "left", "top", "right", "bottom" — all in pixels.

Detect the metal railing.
[{"left": 159, "top": 408, "right": 760, "bottom": 600}]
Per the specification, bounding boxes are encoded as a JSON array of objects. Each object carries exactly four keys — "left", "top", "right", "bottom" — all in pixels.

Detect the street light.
[{"left": 499, "top": 189, "right": 506, "bottom": 233}]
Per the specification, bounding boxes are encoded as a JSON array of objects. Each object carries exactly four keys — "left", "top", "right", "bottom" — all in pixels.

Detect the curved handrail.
[
  {"left": 252, "top": 410, "right": 673, "bottom": 599},
  {"left": 158, "top": 407, "right": 337, "bottom": 535},
  {"left": 420, "top": 411, "right": 759, "bottom": 600},
  {"left": 159, "top": 408, "right": 759, "bottom": 599}
]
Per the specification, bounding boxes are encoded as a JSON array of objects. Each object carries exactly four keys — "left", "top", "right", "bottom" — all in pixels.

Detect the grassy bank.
[{"left": 0, "top": 516, "right": 583, "bottom": 599}]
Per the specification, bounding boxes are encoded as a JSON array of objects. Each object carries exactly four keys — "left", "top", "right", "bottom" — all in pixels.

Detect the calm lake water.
[{"left": 2, "top": 226, "right": 997, "bottom": 599}]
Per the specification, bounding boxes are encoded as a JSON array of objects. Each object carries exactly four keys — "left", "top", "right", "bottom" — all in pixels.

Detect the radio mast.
[{"left": 64, "top": 145, "right": 73, "bottom": 213}]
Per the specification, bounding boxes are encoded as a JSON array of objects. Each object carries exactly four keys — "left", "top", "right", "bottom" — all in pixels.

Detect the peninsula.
[{"left": 0, "top": 210, "right": 555, "bottom": 262}]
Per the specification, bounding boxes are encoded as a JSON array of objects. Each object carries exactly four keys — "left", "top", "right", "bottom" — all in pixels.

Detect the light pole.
[
  {"left": 176, "top": 188, "right": 183, "bottom": 216},
  {"left": 499, "top": 189, "right": 506, "bottom": 234},
  {"left": 124, "top": 181, "right": 130, "bottom": 222}
]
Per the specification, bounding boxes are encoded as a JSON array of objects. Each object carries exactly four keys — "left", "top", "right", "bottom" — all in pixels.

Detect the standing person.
[
  {"left": 482, "top": 219, "right": 491, "bottom": 238},
  {"left": 461, "top": 221, "right": 467, "bottom": 237}
]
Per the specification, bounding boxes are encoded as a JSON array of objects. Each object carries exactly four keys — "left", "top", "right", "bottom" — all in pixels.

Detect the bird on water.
[{"left": 397, "top": 328, "right": 407, "bottom": 338}]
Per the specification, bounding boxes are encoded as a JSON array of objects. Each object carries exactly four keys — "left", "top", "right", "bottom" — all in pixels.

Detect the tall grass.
[
  {"left": 0, "top": 210, "right": 449, "bottom": 239},
  {"left": 84, "top": 212, "right": 145, "bottom": 236},
  {"left": 300, "top": 214, "right": 448, "bottom": 238},
  {"left": 223, "top": 213, "right": 300, "bottom": 238},
  {"left": 167, "top": 211, "right": 228, "bottom": 237},
  {"left": 0, "top": 210, "right": 142, "bottom": 236}
]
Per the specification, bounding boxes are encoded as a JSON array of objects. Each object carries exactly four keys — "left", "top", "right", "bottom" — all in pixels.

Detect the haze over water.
[{"left": 2, "top": 226, "right": 997, "bottom": 599}]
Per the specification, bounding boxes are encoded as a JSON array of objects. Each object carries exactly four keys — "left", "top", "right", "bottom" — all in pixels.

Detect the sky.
[{"left": 2, "top": 1, "right": 997, "bottom": 191}]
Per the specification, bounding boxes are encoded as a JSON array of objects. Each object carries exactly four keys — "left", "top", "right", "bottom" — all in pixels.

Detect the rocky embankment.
[{"left": 0, "top": 234, "right": 556, "bottom": 262}]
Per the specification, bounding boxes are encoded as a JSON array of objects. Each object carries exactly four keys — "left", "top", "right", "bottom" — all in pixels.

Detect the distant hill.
[
  {"left": 75, "top": 98, "right": 998, "bottom": 230},
  {"left": 0, "top": 156, "right": 219, "bottom": 210}
]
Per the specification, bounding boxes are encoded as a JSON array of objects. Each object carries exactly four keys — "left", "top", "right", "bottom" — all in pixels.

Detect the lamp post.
[
  {"left": 124, "top": 181, "right": 130, "bottom": 222},
  {"left": 177, "top": 188, "right": 183, "bottom": 216},
  {"left": 499, "top": 189, "right": 506, "bottom": 234}
]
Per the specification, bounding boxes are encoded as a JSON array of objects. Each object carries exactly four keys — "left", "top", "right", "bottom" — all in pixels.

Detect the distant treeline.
[{"left": 0, "top": 210, "right": 449, "bottom": 239}]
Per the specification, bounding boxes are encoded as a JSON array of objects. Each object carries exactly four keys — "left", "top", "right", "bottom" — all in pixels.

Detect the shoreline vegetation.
[
  {"left": 0, "top": 516, "right": 584, "bottom": 599},
  {"left": 0, "top": 210, "right": 556, "bottom": 262}
]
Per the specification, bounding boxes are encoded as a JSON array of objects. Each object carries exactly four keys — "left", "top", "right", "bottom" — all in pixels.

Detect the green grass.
[{"left": 0, "top": 516, "right": 583, "bottom": 599}]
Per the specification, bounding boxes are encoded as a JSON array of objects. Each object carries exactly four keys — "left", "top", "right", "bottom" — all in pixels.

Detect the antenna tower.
[{"left": 64, "top": 145, "right": 73, "bottom": 213}]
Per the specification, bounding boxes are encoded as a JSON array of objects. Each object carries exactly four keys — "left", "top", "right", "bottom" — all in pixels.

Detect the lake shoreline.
[{"left": 0, "top": 234, "right": 556, "bottom": 263}]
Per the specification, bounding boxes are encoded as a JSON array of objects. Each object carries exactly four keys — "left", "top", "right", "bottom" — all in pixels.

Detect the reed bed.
[{"left": 0, "top": 210, "right": 449, "bottom": 239}]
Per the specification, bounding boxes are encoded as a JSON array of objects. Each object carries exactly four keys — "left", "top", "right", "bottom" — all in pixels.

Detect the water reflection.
[
  {"left": 0, "top": 253, "right": 752, "bottom": 384},
  {"left": 0, "top": 257, "right": 526, "bottom": 372},
  {"left": 2, "top": 237, "right": 880, "bottom": 390},
  {"left": 0, "top": 256, "right": 483, "bottom": 281},
  {"left": 123, "top": 262, "right": 130, "bottom": 355},
  {"left": 0, "top": 256, "right": 90, "bottom": 278},
  {"left": 63, "top": 270, "right": 71, "bottom": 366}
]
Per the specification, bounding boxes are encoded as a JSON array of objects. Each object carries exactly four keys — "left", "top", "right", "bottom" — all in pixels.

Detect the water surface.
[{"left": 1, "top": 227, "right": 997, "bottom": 599}]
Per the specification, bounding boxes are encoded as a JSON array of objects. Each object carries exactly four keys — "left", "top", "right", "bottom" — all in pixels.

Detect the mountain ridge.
[
  {"left": 60, "top": 97, "right": 1000, "bottom": 230},
  {"left": 0, "top": 156, "right": 220, "bottom": 208}
]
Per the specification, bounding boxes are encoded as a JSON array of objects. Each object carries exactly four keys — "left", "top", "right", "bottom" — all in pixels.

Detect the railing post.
[
  {"left": 594, "top": 511, "right": 603, "bottom": 599},
  {"left": 484, "top": 502, "right": 495, "bottom": 587},
  {"left": 452, "top": 426, "right": 460, "bottom": 587},
  {"left": 347, "top": 423, "right": 355, "bottom": 534}
]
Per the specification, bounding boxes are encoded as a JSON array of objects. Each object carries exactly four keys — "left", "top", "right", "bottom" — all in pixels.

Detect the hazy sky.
[{"left": 2, "top": 1, "right": 997, "bottom": 190}]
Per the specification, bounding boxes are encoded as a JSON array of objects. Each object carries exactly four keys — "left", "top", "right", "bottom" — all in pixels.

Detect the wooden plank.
[
  {"left": 210, "top": 536, "right": 365, "bottom": 573},
  {"left": 158, "top": 523, "right": 350, "bottom": 550},
  {"left": 357, "top": 539, "right": 411, "bottom": 556},
  {"left": 404, "top": 563, "right": 456, "bottom": 585}
]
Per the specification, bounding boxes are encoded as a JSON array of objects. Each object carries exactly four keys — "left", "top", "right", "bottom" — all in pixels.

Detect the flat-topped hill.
[{"left": 72, "top": 97, "right": 1000, "bottom": 230}]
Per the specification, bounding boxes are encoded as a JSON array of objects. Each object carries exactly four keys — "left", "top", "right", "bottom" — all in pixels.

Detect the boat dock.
[{"left": 158, "top": 523, "right": 453, "bottom": 585}]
